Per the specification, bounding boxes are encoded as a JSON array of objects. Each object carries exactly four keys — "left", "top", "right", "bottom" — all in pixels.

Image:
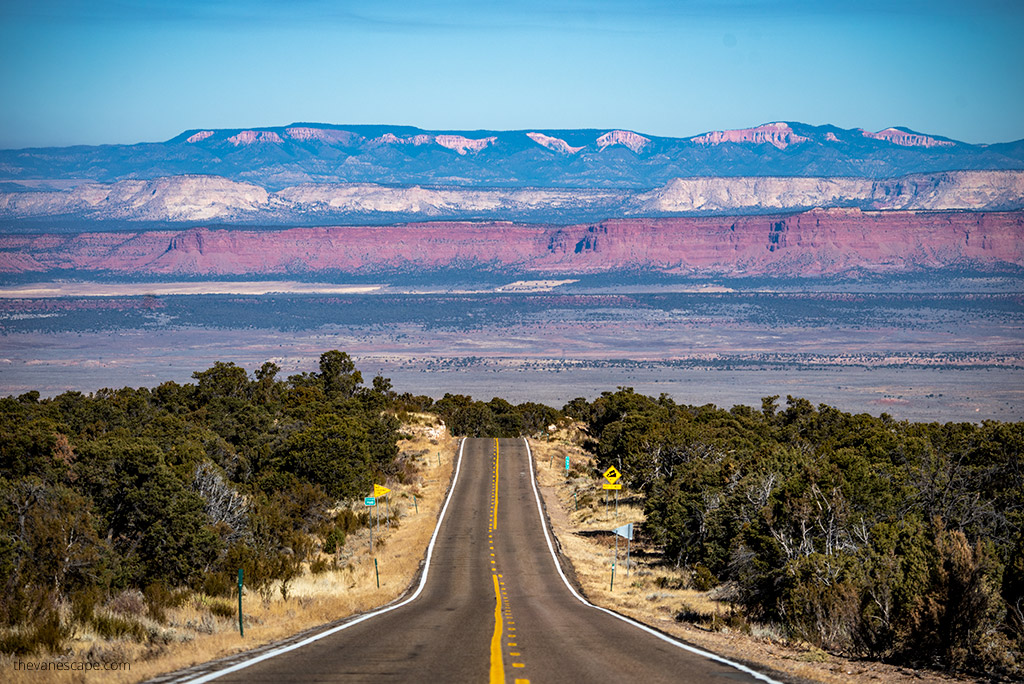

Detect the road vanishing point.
[{"left": 172, "top": 438, "right": 779, "bottom": 684}]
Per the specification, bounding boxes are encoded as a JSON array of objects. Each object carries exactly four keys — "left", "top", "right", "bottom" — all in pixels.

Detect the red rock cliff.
[{"left": 1, "top": 210, "right": 1021, "bottom": 277}]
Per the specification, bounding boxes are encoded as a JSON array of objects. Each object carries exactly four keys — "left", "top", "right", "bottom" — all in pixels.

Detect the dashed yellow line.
[
  {"left": 492, "top": 438, "right": 500, "bottom": 529},
  {"left": 489, "top": 439, "right": 529, "bottom": 683},
  {"left": 490, "top": 573, "right": 504, "bottom": 684}
]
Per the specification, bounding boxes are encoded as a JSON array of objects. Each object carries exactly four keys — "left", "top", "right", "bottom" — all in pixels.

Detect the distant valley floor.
[{"left": 1, "top": 287, "right": 1020, "bottom": 422}]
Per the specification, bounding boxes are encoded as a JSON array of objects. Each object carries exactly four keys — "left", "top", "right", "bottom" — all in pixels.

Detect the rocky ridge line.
[
  {"left": 1, "top": 171, "right": 1021, "bottom": 224},
  {"left": 2, "top": 210, "right": 1020, "bottom": 278}
]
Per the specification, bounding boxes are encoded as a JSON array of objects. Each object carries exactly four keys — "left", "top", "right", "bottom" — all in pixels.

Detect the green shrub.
[
  {"left": 691, "top": 564, "right": 717, "bottom": 591},
  {"left": 70, "top": 586, "right": 102, "bottom": 624},
  {"left": 144, "top": 583, "right": 189, "bottom": 623},
  {"left": 323, "top": 528, "right": 346, "bottom": 554},
  {"left": 207, "top": 599, "right": 236, "bottom": 619},
  {"left": 675, "top": 602, "right": 712, "bottom": 625},
  {"left": 91, "top": 612, "right": 146, "bottom": 641},
  {"left": 201, "top": 572, "right": 234, "bottom": 598},
  {"left": 0, "top": 612, "right": 70, "bottom": 655},
  {"left": 654, "top": 575, "right": 685, "bottom": 590}
]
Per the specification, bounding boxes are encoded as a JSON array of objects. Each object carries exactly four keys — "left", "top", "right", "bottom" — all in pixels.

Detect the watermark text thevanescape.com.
[{"left": 13, "top": 660, "right": 130, "bottom": 672}]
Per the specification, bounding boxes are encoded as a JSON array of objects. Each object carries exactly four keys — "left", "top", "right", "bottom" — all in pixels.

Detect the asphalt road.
[{"left": 190, "top": 438, "right": 775, "bottom": 683}]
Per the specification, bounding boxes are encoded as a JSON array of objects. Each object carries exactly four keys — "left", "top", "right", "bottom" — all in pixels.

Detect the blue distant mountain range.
[{"left": 2, "top": 122, "right": 1022, "bottom": 191}]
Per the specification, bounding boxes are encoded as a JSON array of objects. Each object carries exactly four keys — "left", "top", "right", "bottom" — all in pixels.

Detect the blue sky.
[{"left": 1, "top": 0, "right": 1022, "bottom": 148}]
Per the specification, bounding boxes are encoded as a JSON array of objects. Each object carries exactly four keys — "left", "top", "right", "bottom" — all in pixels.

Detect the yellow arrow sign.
[
  {"left": 603, "top": 466, "right": 621, "bottom": 485},
  {"left": 373, "top": 484, "right": 391, "bottom": 498}
]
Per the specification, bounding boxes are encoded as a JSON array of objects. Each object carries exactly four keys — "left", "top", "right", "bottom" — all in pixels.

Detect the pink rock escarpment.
[
  {"left": 434, "top": 135, "right": 497, "bottom": 154},
  {"left": 691, "top": 123, "right": 809, "bottom": 149},
  {"left": 373, "top": 133, "right": 432, "bottom": 146},
  {"left": 227, "top": 130, "right": 284, "bottom": 145},
  {"left": 285, "top": 127, "right": 363, "bottom": 145},
  {"left": 527, "top": 132, "right": 583, "bottom": 154},
  {"left": 596, "top": 130, "right": 650, "bottom": 153},
  {"left": 185, "top": 130, "right": 215, "bottom": 143},
  {"left": 2, "top": 211, "right": 1020, "bottom": 278},
  {"left": 861, "top": 128, "right": 955, "bottom": 148}
]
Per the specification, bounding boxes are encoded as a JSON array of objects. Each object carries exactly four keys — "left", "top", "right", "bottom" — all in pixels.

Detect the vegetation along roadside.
[
  {"left": 1, "top": 359, "right": 1021, "bottom": 682},
  {"left": 532, "top": 390, "right": 1023, "bottom": 682},
  {"left": 0, "top": 352, "right": 456, "bottom": 683}
]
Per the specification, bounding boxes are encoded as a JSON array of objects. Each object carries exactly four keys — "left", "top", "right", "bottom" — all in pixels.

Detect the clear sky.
[{"left": 1, "top": 0, "right": 1022, "bottom": 149}]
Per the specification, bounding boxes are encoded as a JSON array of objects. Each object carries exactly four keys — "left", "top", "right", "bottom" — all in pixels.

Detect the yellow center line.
[
  {"left": 490, "top": 439, "right": 504, "bottom": 683},
  {"left": 493, "top": 438, "right": 500, "bottom": 529},
  {"left": 490, "top": 573, "right": 505, "bottom": 684}
]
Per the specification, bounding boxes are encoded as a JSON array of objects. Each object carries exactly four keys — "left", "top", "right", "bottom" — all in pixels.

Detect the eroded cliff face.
[
  {"left": 637, "top": 171, "right": 1024, "bottom": 214},
  {"left": 2, "top": 210, "right": 1021, "bottom": 278},
  {"left": 1, "top": 171, "right": 1021, "bottom": 224}
]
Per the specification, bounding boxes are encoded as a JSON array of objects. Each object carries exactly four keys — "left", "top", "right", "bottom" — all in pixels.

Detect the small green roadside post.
[
  {"left": 237, "top": 568, "right": 244, "bottom": 637},
  {"left": 375, "top": 558, "right": 380, "bottom": 588},
  {"left": 413, "top": 494, "right": 418, "bottom": 514}
]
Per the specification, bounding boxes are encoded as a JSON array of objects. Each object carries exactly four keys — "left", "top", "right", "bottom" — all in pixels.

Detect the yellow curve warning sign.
[{"left": 603, "top": 466, "right": 621, "bottom": 485}]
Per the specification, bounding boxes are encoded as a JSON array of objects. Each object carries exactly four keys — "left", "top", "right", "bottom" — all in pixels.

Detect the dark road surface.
[{"left": 180, "top": 438, "right": 778, "bottom": 683}]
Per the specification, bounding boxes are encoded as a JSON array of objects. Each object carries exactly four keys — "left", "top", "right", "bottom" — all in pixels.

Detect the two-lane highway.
[{"left": 186, "top": 438, "right": 776, "bottom": 683}]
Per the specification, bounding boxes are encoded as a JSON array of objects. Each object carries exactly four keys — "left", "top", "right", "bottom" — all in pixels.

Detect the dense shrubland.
[
  {"left": 0, "top": 351, "right": 430, "bottom": 656},
  {"left": 4, "top": 360, "right": 1021, "bottom": 679},
  {"left": 568, "top": 389, "right": 1023, "bottom": 678},
  {"left": 431, "top": 394, "right": 561, "bottom": 438}
]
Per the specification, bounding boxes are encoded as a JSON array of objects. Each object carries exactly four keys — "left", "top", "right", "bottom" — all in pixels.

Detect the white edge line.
[
  {"left": 523, "top": 437, "right": 783, "bottom": 684},
  {"left": 182, "top": 438, "right": 467, "bottom": 684}
]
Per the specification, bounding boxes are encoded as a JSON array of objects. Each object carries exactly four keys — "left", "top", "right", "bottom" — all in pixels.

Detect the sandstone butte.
[{"left": 1, "top": 209, "right": 1021, "bottom": 278}]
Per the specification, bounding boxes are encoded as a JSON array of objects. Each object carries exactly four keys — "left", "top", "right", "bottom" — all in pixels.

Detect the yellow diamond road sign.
[
  {"left": 603, "top": 466, "right": 621, "bottom": 485},
  {"left": 373, "top": 484, "right": 391, "bottom": 498}
]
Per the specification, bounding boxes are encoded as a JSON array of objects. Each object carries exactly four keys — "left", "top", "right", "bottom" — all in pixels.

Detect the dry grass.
[
  {"left": 530, "top": 432, "right": 977, "bottom": 684},
  {"left": 1, "top": 416, "right": 457, "bottom": 684}
]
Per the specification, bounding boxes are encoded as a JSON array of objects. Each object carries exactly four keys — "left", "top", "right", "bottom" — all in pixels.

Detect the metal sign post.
[
  {"left": 365, "top": 496, "right": 376, "bottom": 553},
  {"left": 614, "top": 532, "right": 619, "bottom": 589},
  {"left": 613, "top": 523, "right": 634, "bottom": 577},
  {"left": 237, "top": 568, "right": 244, "bottom": 636},
  {"left": 603, "top": 466, "right": 622, "bottom": 520}
]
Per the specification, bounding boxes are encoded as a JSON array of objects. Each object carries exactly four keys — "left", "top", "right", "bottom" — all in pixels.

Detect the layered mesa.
[{"left": 2, "top": 209, "right": 1022, "bottom": 277}]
